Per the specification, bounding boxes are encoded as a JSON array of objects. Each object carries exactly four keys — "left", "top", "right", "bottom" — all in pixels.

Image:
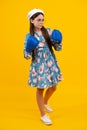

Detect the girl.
[{"left": 24, "top": 8, "right": 63, "bottom": 125}]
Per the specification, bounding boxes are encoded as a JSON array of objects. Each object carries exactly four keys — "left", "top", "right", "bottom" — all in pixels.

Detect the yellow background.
[{"left": 0, "top": 0, "right": 87, "bottom": 129}]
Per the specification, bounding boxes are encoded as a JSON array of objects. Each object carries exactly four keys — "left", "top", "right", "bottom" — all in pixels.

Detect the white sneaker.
[
  {"left": 40, "top": 114, "right": 52, "bottom": 125},
  {"left": 44, "top": 104, "right": 53, "bottom": 112}
]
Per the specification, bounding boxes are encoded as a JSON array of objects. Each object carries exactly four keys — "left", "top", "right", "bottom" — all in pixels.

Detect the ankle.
[
  {"left": 41, "top": 113, "right": 46, "bottom": 117},
  {"left": 41, "top": 111, "right": 46, "bottom": 117}
]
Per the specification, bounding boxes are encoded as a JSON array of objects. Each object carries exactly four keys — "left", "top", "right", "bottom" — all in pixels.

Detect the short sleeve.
[
  {"left": 24, "top": 33, "right": 32, "bottom": 59},
  {"left": 52, "top": 41, "right": 62, "bottom": 51}
]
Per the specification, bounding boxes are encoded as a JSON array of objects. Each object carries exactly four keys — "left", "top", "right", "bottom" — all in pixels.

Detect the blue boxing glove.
[
  {"left": 51, "top": 29, "right": 62, "bottom": 42},
  {"left": 51, "top": 29, "right": 62, "bottom": 51},
  {"left": 26, "top": 35, "right": 39, "bottom": 53}
]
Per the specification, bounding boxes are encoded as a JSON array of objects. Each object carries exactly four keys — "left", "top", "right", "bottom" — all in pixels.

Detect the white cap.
[{"left": 27, "top": 8, "right": 44, "bottom": 20}]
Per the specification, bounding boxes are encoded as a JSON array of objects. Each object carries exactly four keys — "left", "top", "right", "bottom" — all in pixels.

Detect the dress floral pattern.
[{"left": 24, "top": 29, "right": 63, "bottom": 88}]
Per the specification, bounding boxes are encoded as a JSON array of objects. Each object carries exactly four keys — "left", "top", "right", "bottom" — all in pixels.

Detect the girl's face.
[{"left": 31, "top": 14, "right": 44, "bottom": 30}]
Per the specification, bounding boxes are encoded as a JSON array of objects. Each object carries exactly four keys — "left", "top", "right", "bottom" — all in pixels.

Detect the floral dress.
[{"left": 24, "top": 29, "right": 63, "bottom": 89}]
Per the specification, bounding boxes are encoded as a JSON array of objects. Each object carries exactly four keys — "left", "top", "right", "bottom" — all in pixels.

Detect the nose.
[{"left": 39, "top": 20, "right": 44, "bottom": 24}]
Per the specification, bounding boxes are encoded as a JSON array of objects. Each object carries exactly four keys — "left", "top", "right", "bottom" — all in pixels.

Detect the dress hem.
[{"left": 27, "top": 80, "right": 62, "bottom": 89}]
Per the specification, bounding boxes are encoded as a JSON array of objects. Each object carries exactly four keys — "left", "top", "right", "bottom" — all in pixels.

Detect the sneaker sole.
[{"left": 40, "top": 119, "right": 52, "bottom": 125}]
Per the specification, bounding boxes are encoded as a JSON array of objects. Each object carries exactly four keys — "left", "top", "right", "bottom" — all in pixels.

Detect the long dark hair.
[{"left": 29, "top": 12, "right": 54, "bottom": 61}]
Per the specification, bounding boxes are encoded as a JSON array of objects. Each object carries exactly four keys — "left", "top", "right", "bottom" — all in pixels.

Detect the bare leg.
[
  {"left": 44, "top": 86, "right": 57, "bottom": 104},
  {"left": 36, "top": 88, "right": 45, "bottom": 116}
]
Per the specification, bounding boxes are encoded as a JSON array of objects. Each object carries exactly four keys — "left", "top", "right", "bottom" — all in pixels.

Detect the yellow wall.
[{"left": 0, "top": 0, "right": 87, "bottom": 129}]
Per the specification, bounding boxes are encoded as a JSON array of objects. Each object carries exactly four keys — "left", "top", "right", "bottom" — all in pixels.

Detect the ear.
[{"left": 30, "top": 19, "right": 34, "bottom": 24}]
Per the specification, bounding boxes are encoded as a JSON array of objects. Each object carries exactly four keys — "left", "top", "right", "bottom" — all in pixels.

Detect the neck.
[
  {"left": 34, "top": 28, "right": 42, "bottom": 35},
  {"left": 34, "top": 28, "right": 41, "bottom": 32}
]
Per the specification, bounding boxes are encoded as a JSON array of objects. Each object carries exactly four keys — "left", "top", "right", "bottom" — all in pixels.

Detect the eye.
[
  {"left": 42, "top": 19, "right": 44, "bottom": 22},
  {"left": 37, "top": 19, "right": 44, "bottom": 22}
]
